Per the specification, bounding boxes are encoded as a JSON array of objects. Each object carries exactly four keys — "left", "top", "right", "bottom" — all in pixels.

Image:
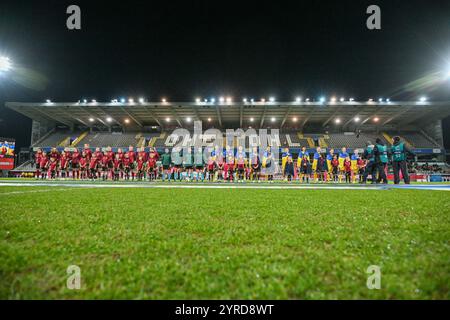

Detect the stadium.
[
  {"left": 4, "top": 98, "right": 450, "bottom": 180},
  {"left": 0, "top": 0, "right": 449, "bottom": 306},
  {"left": 1, "top": 98, "right": 449, "bottom": 300}
]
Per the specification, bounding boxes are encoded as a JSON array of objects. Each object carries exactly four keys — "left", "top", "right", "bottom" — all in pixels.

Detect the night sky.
[{"left": 0, "top": 0, "right": 449, "bottom": 150}]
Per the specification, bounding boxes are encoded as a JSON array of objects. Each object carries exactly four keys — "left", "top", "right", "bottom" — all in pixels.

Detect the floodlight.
[{"left": 0, "top": 56, "right": 11, "bottom": 72}]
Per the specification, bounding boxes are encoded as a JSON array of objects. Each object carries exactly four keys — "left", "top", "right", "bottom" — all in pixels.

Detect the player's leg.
[{"left": 400, "top": 161, "right": 410, "bottom": 184}]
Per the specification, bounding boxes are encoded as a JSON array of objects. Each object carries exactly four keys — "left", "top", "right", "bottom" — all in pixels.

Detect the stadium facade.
[{"left": 5, "top": 100, "right": 450, "bottom": 164}]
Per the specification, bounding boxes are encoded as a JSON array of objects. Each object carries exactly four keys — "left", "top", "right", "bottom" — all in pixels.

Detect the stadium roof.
[{"left": 5, "top": 100, "right": 450, "bottom": 130}]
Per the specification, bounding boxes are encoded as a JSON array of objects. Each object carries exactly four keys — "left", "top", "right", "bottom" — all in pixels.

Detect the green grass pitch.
[{"left": 0, "top": 185, "right": 449, "bottom": 299}]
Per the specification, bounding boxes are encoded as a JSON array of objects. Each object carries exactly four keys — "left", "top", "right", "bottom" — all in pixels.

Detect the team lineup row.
[{"left": 32, "top": 136, "right": 413, "bottom": 184}]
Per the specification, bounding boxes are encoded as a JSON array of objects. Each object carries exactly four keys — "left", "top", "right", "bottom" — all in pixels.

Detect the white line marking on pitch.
[
  {"left": 0, "top": 181, "right": 385, "bottom": 190},
  {"left": 0, "top": 181, "right": 448, "bottom": 191},
  {"left": 0, "top": 187, "right": 89, "bottom": 196}
]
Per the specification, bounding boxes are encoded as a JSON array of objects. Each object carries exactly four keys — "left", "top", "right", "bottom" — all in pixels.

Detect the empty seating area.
[
  {"left": 32, "top": 130, "right": 438, "bottom": 149},
  {"left": 326, "top": 132, "right": 388, "bottom": 149},
  {"left": 388, "top": 131, "right": 440, "bottom": 148},
  {"left": 79, "top": 132, "right": 139, "bottom": 148},
  {"left": 33, "top": 131, "right": 70, "bottom": 147}
]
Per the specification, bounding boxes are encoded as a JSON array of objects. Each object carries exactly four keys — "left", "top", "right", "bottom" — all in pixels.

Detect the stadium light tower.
[{"left": 0, "top": 56, "right": 12, "bottom": 72}]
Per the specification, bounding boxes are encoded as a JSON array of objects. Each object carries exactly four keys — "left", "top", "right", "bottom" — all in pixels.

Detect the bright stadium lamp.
[
  {"left": 243, "top": 98, "right": 247, "bottom": 103},
  {"left": 354, "top": 116, "right": 360, "bottom": 122},
  {"left": 386, "top": 98, "right": 390, "bottom": 102},
  {"left": 128, "top": 98, "right": 134, "bottom": 103},
  {"left": 295, "top": 97, "right": 302, "bottom": 103},
  {"left": 106, "top": 117, "right": 113, "bottom": 123},
  {"left": 419, "top": 96, "right": 427, "bottom": 102},
  {"left": 89, "top": 118, "right": 95, "bottom": 122},
  {"left": 207, "top": 117, "right": 212, "bottom": 122},
  {"left": 269, "top": 97, "right": 275, "bottom": 102},
  {"left": 373, "top": 117, "right": 380, "bottom": 122},
  {"left": 195, "top": 98, "right": 201, "bottom": 103},
  {"left": 139, "top": 97, "right": 145, "bottom": 103},
  {"left": 120, "top": 98, "right": 126, "bottom": 103},
  {"left": 335, "top": 118, "right": 341, "bottom": 124},
  {"left": 219, "top": 97, "right": 225, "bottom": 103},
  {"left": 271, "top": 117, "right": 276, "bottom": 122},
  {"left": 226, "top": 97, "right": 232, "bottom": 103},
  {"left": 250, "top": 117, "right": 254, "bottom": 122},
  {"left": 186, "top": 117, "right": 192, "bottom": 122},
  {"left": 45, "top": 99, "right": 52, "bottom": 103},
  {"left": 165, "top": 117, "right": 170, "bottom": 122},
  {"left": 330, "top": 97, "right": 336, "bottom": 103},
  {"left": 261, "top": 98, "right": 266, "bottom": 103},
  {"left": 0, "top": 56, "right": 12, "bottom": 72},
  {"left": 124, "top": 118, "right": 130, "bottom": 124},
  {"left": 292, "top": 117, "right": 298, "bottom": 122},
  {"left": 319, "top": 97, "right": 325, "bottom": 103},
  {"left": 340, "top": 97, "right": 345, "bottom": 102},
  {"left": 210, "top": 98, "right": 215, "bottom": 103}
]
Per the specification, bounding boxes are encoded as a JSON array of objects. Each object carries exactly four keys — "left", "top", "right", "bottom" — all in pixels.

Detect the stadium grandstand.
[{"left": 5, "top": 99, "right": 450, "bottom": 173}]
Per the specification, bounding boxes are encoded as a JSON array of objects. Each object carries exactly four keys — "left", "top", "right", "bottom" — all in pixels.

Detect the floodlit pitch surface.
[{"left": 0, "top": 181, "right": 449, "bottom": 299}]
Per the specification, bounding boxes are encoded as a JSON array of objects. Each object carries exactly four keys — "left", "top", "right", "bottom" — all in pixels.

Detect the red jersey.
[
  {"left": 149, "top": 150, "right": 159, "bottom": 161},
  {"left": 35, "top": 151, "right": 43, "bottom": 165},
  {"left": 207, "top": 160, "right": 215, "bottom": 171},
  {"left": 126, "top": 151, "right": 136, "bottom": 163},
  {"left": 49, "top": 150, "right": 60, "bottom": 160},
  {"left": 89, "top": 157, "right": 98, "bottom": 169},
  {"left": 117, "top": 151, "right": 124, "bottom": 161},
  {"left": 84, "top": 148, "right": 92, "bottom": 160},
  {"left": 48, "top": 159, "right": 58, "bottom": 171},
  {"left": 357, "top": 158, "right": 365, "bottom": 168},
  {"left": 331, "top": 159, "right": 339, "bottom": 168},
  {"left": 137, "top": 158, "right": 145, "bottom": 170},
  {"left": 147, "top": 157, "right": 156, "bottom": 169},
  {"left": 122, "top": 157, "right": 131, "bottom": 168},
  {"left": 79, "top": 157, "right": 87, "bottom": 169},
  {"left": 344, "top": 160, "right": 352, "bottom": 172},
  {"left": 60, "top": 155, "right": 69, "bottom": 169},
  {"left": 216, "top": 159, "right": 224, "bottom": 169},
  {"left": 101, "top": 156, "right": 109, "bottom": 167},
  {"left": 39, "top": 156, "right": 48, "bottom": 168},
  {"left": 113, "top": 158, "right": 122, "bottom": 169},
  {"left": 106, "top": 151, "right": 115, "bottom": 162},
  {"left": 94, "top": 150, "right": 103, "bottom": 161},
  {"left": 138, "top": 151, "right": 148, "bottom": 162},
  {"left": 237, "top": 159, "right": 245, "bottom": 169},
  {"left": 72, "top": 151, "right": 81, "bottom": 164}
]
